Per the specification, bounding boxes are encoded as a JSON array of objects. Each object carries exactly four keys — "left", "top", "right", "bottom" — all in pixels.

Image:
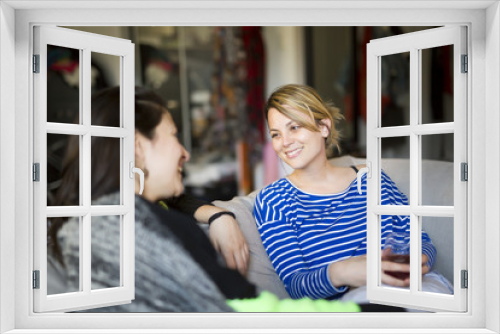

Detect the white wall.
[
  {"left": 260, "top": 26, "right": 305, "bottom": 185},
  {"left": 0, "top": 2, "right": 16, "bottom": 333},
  {"left": 262, "top": 26, "right": 305, "bottom": 96}
]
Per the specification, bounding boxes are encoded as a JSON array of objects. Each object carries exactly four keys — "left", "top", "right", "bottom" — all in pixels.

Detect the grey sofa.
[{"left": 213, "top": 155, "right": 455, "bottom": 299}]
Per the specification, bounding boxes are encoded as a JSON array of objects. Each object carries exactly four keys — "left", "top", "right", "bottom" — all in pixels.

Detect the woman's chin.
[
  {"left": 173, "top": 187, "right": 184, "bottom": 198},
  {"left": 286, "top": 160, "right": 306, "bottom": 170}
]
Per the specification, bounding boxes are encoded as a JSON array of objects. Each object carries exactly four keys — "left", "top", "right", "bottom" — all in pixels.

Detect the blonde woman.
[{"left": 254, "top": 84, "right": 452, "bottom": 301}]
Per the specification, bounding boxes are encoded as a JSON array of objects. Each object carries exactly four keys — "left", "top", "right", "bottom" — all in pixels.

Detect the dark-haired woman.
[{"left": 49, "top": 87, "right": 255, "bottom": 312}]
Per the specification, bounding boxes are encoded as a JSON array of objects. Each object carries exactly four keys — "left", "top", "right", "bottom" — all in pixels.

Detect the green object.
[
  {"left": 158, "top": 200, "right": 169, "bottom": 210},
  {"left": 227, "top": 291, "right": 361, "bottom": 313}
]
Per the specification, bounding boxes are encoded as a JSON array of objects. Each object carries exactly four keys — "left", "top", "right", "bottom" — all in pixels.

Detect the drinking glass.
[{"left": 382, "top": 231, "right": 410, "bottom": 280}]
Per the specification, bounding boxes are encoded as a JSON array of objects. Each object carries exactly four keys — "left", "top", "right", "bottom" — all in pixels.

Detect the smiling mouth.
[{"left": 285, "top": 147, "right": 303, "bottom": 158}]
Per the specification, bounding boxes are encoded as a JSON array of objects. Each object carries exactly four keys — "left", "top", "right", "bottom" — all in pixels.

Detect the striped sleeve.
[
  {"left": 254, "top": 188, "right": 348, "bottom": 300},
  {"left": 380, "top": 170, "right": 437, "bottom": 269}
]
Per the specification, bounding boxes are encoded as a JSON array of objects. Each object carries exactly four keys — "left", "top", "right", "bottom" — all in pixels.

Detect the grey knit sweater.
[{"left": 57, "top": 193, "right": 233, "bottom": 312}]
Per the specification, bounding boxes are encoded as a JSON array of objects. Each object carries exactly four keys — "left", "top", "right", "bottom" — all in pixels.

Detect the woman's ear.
[
  {"left": 319, "top": 119, "right": 332, "bottom": 138},
  {"left": 135, "top": 134, "right": 146, "bottom": 167}
]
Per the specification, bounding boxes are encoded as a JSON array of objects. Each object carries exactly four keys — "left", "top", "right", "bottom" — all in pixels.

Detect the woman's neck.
[
  {"left": 289, "top": 159, "right": 334, "bottom": 187},
  {"left": 288, "top": 160, "right": 356, "bottom": 195},
  {"left": 136, "top": 178, "right": 156, "bottom": 202}
]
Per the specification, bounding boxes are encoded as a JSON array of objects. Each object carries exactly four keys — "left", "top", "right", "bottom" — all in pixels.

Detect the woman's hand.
[
  {"left": 380, "top": 249, "right": 430, "bottom": 287},
  {"left": 193, "top": 205, "right": 249, "bottom": 275},
  {"left": 328, "top": 255, "right": 368, "bottom": 288},
  {"left": 208, "top": 215, "right": 249, "bottom": 276},
  {"left": 380, "top": 247, "right": 410, "bottom": 287},
  {"left": 328, "top": 253, "right": 431, "bottom": 289}
]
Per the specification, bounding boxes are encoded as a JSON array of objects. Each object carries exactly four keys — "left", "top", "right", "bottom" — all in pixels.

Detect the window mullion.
[
  {"left": 81, "top": 47, "right": 92, "bottom": 294},
  {"left": 365, "top": 43, "right": 380, "bottom": 295},
  {"left": 82, "top": 214, "right": 91, "bottom": 294},
  {"left": 122, "top": 49, "right": 135, "bottom": 296},
  {"left": 409, "top": 47, "right": 420, "bottom": 294}
]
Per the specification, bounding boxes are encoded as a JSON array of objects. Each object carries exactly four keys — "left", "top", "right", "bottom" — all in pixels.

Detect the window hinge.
[
  {"left": 33, "top": 270, "right": 40, "bottom": 289},
  {"left": 33, "top": 163, "right": 40, "bottom": 182},
  {"left": 461, "top": 162, "right": 468, "bottom": 181},
  {"left": 461, "top": 270, "right": 468, "bottom": 289},
  {"left": 461, "top": 54, "right": 468, "bottom": 73},
  {"left": 33, "top": 54, "right": 40, "bottom": 73}
]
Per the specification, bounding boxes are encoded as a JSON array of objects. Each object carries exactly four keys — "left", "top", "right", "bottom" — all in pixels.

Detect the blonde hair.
[{"left": 265, "top": 84, "right": 344, "bottom": 156}]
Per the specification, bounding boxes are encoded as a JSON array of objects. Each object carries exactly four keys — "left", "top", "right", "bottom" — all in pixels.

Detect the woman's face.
[
  {"left": 268, "top": 107, "right": 328, "bottom": 171},
  {"left": 138, "top": 113, "right": 190, "bottom": 201}
]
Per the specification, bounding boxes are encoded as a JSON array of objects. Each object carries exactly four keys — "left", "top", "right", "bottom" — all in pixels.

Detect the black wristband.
[{"left": 208, "top": 211, "right": 236, "bottom": 226}]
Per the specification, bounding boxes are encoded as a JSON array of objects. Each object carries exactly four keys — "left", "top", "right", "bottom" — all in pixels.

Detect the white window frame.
[
  {"left": 365, "top": 26, "right": 467, "bottom": 312},
  {"left": 33, "top": 25, "right": 136, "bottom": 313},
  {"left": 1, "top": 1, "right": 499, "bottom": 333}
]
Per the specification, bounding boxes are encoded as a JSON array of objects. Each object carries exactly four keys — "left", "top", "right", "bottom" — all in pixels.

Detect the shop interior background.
[{"left": 45, "top": 26, "right": 452, "bottom": 204}]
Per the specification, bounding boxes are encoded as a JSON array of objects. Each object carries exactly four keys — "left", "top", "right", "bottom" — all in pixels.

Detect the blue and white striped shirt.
[{"left": 254, "top": 170, "right": 436, "bottom": 300}]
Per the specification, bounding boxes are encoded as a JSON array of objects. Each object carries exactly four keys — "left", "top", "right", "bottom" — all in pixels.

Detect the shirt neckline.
[{"left": 283, "top": 176, "right": 359, "bottom": 197}]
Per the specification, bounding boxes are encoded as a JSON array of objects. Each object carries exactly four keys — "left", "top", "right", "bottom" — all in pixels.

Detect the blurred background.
[{"left": 46, "top": 26, "right": 453, "bottom": 203}]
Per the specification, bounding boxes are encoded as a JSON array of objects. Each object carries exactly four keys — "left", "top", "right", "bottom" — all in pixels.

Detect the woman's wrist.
[
  {"left": 193, "top": 205, "right": 226, "bottom": 224},
  {"left": 208, "top": 211, "right": 236, "bottom": 227},
  {"left": 328, "top": 261, "right": 345, "bottom": 287}
]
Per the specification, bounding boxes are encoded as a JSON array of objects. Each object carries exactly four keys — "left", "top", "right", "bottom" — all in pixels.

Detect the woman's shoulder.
[
  {"left": 92, "top": 192, "right": 121, "bottom": 205},
  {"left": 380, "top": 168, "right": 396, "bottom": 184},
  {"left": 258, "top": 178, "right": 292, "bottom": 195},
  {"left": 255, "top": 178, "right": 293, "bottom": 206}
]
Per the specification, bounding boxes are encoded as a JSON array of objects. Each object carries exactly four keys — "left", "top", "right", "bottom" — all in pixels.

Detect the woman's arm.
[
  {"left": 254, "top": 190, "right": 348, "bottom": 299},
  {"left": 163, "top": 194, "right": 209, "bottom": 217},
  {"left": 164, "top": 194, "right": 249, "bottom": 275},
  {"left": 192, "top": 204, "right": 249, "bottom": 275},
  {"left": 381, "top": 170, "right": 437, "bottom": 270}
]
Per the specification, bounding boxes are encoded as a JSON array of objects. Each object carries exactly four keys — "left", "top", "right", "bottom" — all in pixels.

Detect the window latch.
[
  {"left": 130, "top": 162, "right": 144, "bottom": 195},
  {"left": 356, "top": 161, "right": 371, "bottom": 194}
]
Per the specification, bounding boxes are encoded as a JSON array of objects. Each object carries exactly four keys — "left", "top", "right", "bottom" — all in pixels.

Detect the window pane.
[
  {"left": 380, "top": 215, "right": 411, "bottom": 291},
  {"left": 47, "top": 45, "right": 80, "bottom": 124},
  {"left": 381, "top": 136, "right": 410, "bottom": 205},
  {"left": 421, "top": 133, "right": 454, "bottom": 206},
  {"left": 91, "top": 52, "right": 121, "bottom": 126},
  {"left": 381, "top": 52, "right": 410, "bottom": 127},
  {"left": 91, "top": 215, "right": 121, "bottom": 290},
  {"left": 421, "top": 45, "right": 454, "bottom": 124},
  {"left": 91, "top": 137, "right": 121, "bottom": 203},
  {"left": 47, "top": 134, "right": 80, "bottom": 206},
  {"left": 421, "top": 216, "right": 454, "bottom": 295},
  {"left": 47, "top": 216, "right": 81, "bottom": 295}
]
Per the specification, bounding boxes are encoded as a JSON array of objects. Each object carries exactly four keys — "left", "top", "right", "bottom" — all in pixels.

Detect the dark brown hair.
[{"left": 49, "top": 86, "right": 168, "bottom": 265}]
